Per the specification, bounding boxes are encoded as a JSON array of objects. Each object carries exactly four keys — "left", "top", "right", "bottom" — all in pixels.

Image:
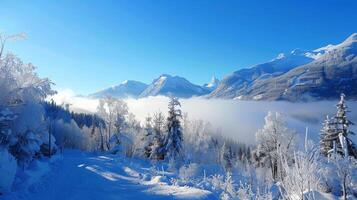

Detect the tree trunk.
[{"left": 342, "top": 176, "right": 347, "bottom": 200}]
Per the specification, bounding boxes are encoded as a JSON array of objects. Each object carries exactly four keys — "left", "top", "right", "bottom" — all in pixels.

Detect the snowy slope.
[
  {"left": 139, "top": 74, "right": 210, "bottom": 98},
  {"left": 89, "top": 80, "right": 148, "bottom": 99},
  {"left": 3, "top": 150, "right": 213, "bottom": 200},
  {"left": 209, "top": 49, "right": 316, "bottom": 98},
  {"left": 243, "top": 33, "right": 357, "bottom": 101},
  {"left": 209, "top": 33, "right": 357, "bottom": 101}
]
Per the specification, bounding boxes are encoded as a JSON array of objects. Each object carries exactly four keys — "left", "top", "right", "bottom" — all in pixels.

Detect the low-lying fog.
[{"left": 52, "top": 90, "right": 357, "bottom": 144}]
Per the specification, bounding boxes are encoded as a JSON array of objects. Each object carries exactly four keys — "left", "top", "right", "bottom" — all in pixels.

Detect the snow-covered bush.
[
  {"left": 236, "top": 182, "right": 254, "bottom": 200},
  {"left": 0, "top": 148, "right": 17, "bottom": 193},
  {"left": 333, "top": 155, "right": 355, "bottom": 199},
  {"left": 179, "top": 163, "right": 199, "bottom": 181},
  {"left": 220, "top": 172, "right": 238, "bottom": 200},
  {"left": 52, "top": 119, "right": 90, "bottom": 150},
  {"left": 211, "top": 174, "right": 224, "bottom": 191}
]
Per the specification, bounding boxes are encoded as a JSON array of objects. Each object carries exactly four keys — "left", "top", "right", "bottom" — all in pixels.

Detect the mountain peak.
[
  {"left": 140, "top": 74, "right": 210, "bottom": 98},
  {"left": 89, "top": 80, "right": 148, "bottom": 99},
  {"left": 275, "top": 53, "right": 285, "bottom": 60},
  {"left": 312, "top": 33, "right": 357, "bottom": 56},
  {"left": 204, "top": 75, "right": 220, "bottom": 90},
  {"left": 273, "top": 49, "right": 312, "bottom": 61},
  {"left": 122, "top": 80, "right": 129, "bottom": 84},
  {"left": 159, "top": 74, "right": 172, "bottom": 78},
  {"left": 210, "top": 75, "right": 219, "bottom": 82},
  {"left": 345, "top": 33, "right": 357, "bottom": 42}
]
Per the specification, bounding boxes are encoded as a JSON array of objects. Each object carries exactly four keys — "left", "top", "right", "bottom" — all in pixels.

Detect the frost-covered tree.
[
  {"left": 320, "top": 115, "right": 336, "bottom": 157},
  {"left": 221, "top": 142, "right": 234, "bottom": 172},
  {"left": 182, "top": 116, "right": 215, "bottom": 164},
  {"left": 42, "top": 101, "right": 105, "bottom": 152},
  {"left": 150, "top": 111, "right": 166, "bottom": 160},
  {"left": 279, "top": 135, "right": 321, "bottom": 200},
  {"left": 0, "top": 34, "right": 55, "bottom": 166},
  {"left": 0, "top": 32, "right": 56, "bottom": 194},
  {"left": 142, "top": 115, "right": 154, "bottom": 158},
  {"left": 331, "top": 155, "right": 355, "bottom": 200},
  {"left": 164, "top": 96, "right": 183, "bottom": 161},
  {"left": 252, "top": 112, "right": 296, "bottom": 181},
  {"left": 96, "top": 97, "right": 128, "bottom": 150},
  {"left": 320, "top": 94, "right": 357, "bottom": 159},
  {"left": 0, "top": 32, "right": 26, "bottom": 59}
]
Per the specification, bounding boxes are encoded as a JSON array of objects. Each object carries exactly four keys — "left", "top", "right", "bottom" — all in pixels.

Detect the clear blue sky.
[{"left": 1, "top": 0, "right": 356, "bottom": 95}]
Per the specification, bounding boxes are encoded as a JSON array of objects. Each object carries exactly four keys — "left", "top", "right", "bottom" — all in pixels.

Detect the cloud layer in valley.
[{"left": 51, "top": 90, "right": 357, "bottom": 144}]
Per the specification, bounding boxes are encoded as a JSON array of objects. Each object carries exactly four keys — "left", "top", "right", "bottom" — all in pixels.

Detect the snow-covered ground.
[{"left": 1, "top": 151, "right": 214, "bottom": 200}]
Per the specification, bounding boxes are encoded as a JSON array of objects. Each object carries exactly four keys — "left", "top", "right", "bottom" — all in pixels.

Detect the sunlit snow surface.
[{"left": 2, "top": 151, "right": 213, "bottom": 200}]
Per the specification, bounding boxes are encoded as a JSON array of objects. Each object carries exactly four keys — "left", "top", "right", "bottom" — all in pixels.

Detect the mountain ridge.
[
  {"left": 89, "top": 33, "right": 357, "bottom": 101},
  {"left": 139, "top": 74, "right": 210, "bottom": 98},
  {"left": 213, "top": 33, "right": 357, "bottom": 101},
  {"left": 89, "top": 80, "right": 148, "bottom": 99}
]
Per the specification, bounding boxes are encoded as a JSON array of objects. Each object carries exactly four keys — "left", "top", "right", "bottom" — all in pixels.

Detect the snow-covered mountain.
[
  {"left": 209, "top": 33, "right": 357, "bottom": 101},
  {"left": 242, "top": 33, "right": 357, "bottom": 101},
  {"left": 203, "top": 76, "right": 220, "bottom": 91},
  {"left": 139, "top": 74, "right": 210, "bottom": 98},
  {"left": 208, "top": 49, "right": 317, "bottom": 98},
  {"left": 88, "top": 34, "right": 357, "bottom": 101},
  {"left": 89, "top": 80, "right": 148, "bottom": 99}
]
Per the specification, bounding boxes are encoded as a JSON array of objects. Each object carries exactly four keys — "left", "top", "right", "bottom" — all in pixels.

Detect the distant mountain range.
[
  {"left": 89, "top": 75, "right": 216, "bottom": 99},
  {"left": 89, "top": 33, "right": 357, "bottom": 101}
]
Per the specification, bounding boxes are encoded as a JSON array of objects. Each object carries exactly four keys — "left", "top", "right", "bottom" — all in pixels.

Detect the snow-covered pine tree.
[
  {"left": 322, "top": 94, "right": 357, "bottom": 158},
  {"left": 320, "top": 115, "right": 336, "bottom": 156},
  {"left": 164, "top": 96, "right": 183, "bottom": 161}
]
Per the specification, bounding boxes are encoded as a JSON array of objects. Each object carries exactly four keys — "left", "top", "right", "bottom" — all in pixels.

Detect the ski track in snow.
[{"left": 3, "top": 151, "right": 213, "bottom": 200}]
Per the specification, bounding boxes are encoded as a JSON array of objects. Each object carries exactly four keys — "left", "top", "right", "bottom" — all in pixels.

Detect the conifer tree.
[
  {"left": 164, "top": 96, "right": 183, "bottom": 160},
  {"left": 319, "top": 116, "right": 336, "bottom": 156},
  {"left": 320, "top": 94, "right": 357, "bottom": 158}
]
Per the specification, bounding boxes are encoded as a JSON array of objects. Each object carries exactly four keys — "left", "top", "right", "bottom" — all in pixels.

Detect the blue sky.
[{"left": 1, "top": 0, "right": 357, "bottom": 95}]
